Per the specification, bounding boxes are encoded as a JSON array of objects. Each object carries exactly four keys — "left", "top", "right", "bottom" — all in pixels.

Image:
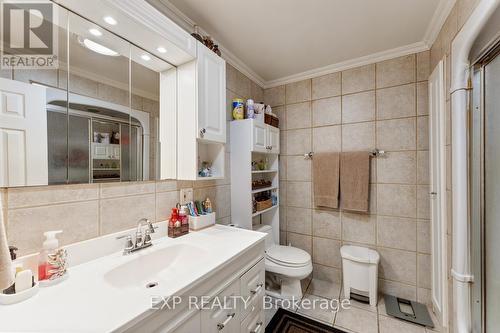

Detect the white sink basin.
[{"left": 104, "top": 243, "right": 203, "bottom": 288}]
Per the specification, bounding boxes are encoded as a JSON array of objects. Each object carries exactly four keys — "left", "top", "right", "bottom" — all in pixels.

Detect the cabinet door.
[
  {"left": 93, "top": 144, "right": 108, "bottom": 159},
  {"left": 201, "top": 279, "right": 240, "bottom": 333},
  {"left": 175, "top": 311, "right": 201, "bottom": 333},
  {"left": 240, "top": 307, "right": 264, "bottom": 333},
  {"left": 252, "top": 122, "right": 267, "bottom": 153},
  {"left": 267, "top": 126, "right": 280, "bottom": 154},
  {"left": 240, "top": 259, "right": 265, "bottom": 321},
  {"left": 112, "top": 146, "right": 120, "bottom": 159},
  {"left": 197, "top": 42, "right": 226, "bottom": 143}
]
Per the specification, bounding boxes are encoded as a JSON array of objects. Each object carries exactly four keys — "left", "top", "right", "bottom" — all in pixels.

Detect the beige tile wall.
[
  {"left": 1, "top": 63, "right": 263, "bottom": 257},
  {"left": 265, "top": 52, "right": 432, "bottom": 304},
  {"left": 430, "top": 0, "right": 481, "bottom": 331}
]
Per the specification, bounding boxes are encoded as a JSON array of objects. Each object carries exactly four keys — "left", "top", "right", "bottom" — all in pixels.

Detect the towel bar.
[{"left": 303, "top": 149, "right": 385, "bottom": 159}]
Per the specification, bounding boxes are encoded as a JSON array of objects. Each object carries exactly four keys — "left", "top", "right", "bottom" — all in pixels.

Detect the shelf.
[
  {"left": 252, "top": 186, "right": 278, "bottom": 194},
  {"left": 92, "top": 142, "right": 120, "bottom": 147},
  {"left": 93, "top": 168, "right": 120, "bottom": 171},
  {"left": 196, "top": 175, "right": 224, "bottom": 180},
  {"left": 252, "top": 170, "right": 278, "bottom": 174},
  {"left": 252, "top": 205, "right": 278, "bottom": 217}
]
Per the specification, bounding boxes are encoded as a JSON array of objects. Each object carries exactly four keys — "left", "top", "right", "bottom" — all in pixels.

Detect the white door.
[
  {"left": 0, "top": 78, "right": 47, "bottom": 186},
  {"left": 429, "top": 60, "right": 447, "bottom": 326},
  {"left": 197, "top": 42, "right": 226, "bottom": 143},
  {"left": 252, "top": 122, "right": 267, "bottom": 153},
  {"left": 267, "top": 125, "right": 280, "bottom": 154}
]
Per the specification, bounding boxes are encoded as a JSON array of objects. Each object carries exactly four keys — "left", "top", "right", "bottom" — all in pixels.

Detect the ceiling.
[{"left": 160, "top": 0, "right": 452, "bottom": 86}]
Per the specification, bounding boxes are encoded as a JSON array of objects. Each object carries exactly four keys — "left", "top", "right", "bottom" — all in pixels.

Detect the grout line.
[{"left": 97, "top": 184, "right": 102, "bottom": 235}]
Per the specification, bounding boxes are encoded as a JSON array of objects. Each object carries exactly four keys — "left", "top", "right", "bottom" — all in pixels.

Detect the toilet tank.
[{"left": 254, "top": 224, "right": 275, "bottom": 249}]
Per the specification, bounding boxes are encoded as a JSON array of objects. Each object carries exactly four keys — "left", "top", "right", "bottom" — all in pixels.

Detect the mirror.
[{"left": 0, "top": 3, "right": 173, "bottom": 187}]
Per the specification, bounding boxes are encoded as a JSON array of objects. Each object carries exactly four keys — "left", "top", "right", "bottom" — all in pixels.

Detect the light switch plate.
[{"left": 180, "top": 188, "right": 193, "bottom": 204}]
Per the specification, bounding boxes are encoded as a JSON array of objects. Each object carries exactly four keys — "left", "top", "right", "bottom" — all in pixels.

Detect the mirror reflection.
[{"left": 0, "top": 5, "right": 172, "bottom": 187}]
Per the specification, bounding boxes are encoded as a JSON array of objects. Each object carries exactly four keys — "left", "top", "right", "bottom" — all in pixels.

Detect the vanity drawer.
[
  {"left": 240, "top": 304, "right": 264, "bottom": 333},
  {"left": 201, "top": 279, "right": 240, "bottom": 333},
  {"left": 240, "top": 258, "right": 265, "bottom": 321}
]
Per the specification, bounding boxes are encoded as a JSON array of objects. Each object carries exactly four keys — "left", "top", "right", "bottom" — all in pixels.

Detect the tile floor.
[{"left": 265, "top": 278, "right": 442, "bottom": 333}]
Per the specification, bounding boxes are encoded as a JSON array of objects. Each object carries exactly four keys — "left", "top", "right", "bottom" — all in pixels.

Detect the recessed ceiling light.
[
  {"left": 141, "top": 54, "right": 151, "bottom": 61},
  {"left": 89, "top": 28, "right": 102, "bottom": 36},
  {"left": 157, "top": 47, "right": 167, "bottom": 53},
  {"left": 103, "top": 16, "right": 117, "bottom": 25},
  {"left": 79, "top": 37, "right": 119, "bottom": 57}
]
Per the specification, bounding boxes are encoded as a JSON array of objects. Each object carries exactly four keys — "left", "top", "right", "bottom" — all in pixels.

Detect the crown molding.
[
  {"left": 150, "top": 0, "right": 266, "bottom": 87},
  {"left": 264, "top": 41, "right": 429, "bottom": 88},
  {"left": 423, "top": 0, "right": 457, "bottom": 47},
  {"left": 151, "top": 0, "right": 454, "bottom": 89}
]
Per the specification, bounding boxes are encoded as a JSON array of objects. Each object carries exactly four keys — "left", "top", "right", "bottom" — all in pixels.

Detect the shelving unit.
[
  {"left": 251, "top": 170, "right": 278, "bottom": 174},
  {"left": 251, "top": 186, "right": 278, "bottom": 194},
  {"left": 230, "top": 119, "right": 280, "bottom": 244},
  {"left": 252, "top": 205, "right": 278, "bottom": 217}
]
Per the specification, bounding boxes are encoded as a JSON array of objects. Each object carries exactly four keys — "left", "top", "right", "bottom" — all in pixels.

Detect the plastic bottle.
[
  {"left": 38, "top": 230, "right": 62, "bottom": 282},
  {"left": 246, "top": 99, "right": 255, "bottom": 119}
]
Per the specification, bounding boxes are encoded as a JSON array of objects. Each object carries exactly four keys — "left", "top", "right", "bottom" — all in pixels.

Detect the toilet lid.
[{"left": 266, "top": 245, "right": 310, "bottom": 267}]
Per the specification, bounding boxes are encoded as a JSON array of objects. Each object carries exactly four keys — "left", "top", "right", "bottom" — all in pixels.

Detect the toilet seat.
[{"left": 266, "top": 245, "right": 310, "bottom": 267}]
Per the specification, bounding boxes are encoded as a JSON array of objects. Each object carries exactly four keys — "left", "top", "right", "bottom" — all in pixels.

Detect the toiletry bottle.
[
  {"left": 38, "top": 230, "right": 62, "bottom": 282},
  {"left": 179, "top": 205, "right": 187, "bottom": 224},
  {"left": 169, "top": 208, "right": 179, "bottom": 227}
]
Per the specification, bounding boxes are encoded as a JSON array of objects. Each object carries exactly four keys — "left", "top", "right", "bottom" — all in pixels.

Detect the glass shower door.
[{"left": 484, "top": 51, "right": 500, "bottom": 333}]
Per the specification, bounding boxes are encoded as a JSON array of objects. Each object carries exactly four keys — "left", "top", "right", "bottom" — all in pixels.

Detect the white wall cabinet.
[
  {"left": 252, "top": 122, "right": 267, "bottom": 153},
  {"left": 250, "top": 120, "right": 280, "bottom": 154},
  {"left": 267, "top": 126, "right": 280, "bottom": 153},
  {"left": 197, "top": 42, "right": 226, "bottom": 143},
  {"left": 161, "top": 42, "right": 226, "bottom": 180},
  {"left": 231, "top": 119, "right": 280, "bottom": 243}
]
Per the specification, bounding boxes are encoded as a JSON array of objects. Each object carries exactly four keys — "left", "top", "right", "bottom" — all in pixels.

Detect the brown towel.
[
  {"left": 313, "top": 152, "right": 340, "bottom": 209},
  {"left": 340, "top": 152, "right": 370, "bottom": 212},
  {"left": 0, "top": 198, "right": 13, "bottom": 291}
]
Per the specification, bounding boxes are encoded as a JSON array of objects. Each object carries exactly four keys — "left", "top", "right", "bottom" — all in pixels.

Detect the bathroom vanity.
[{"left": 0, "top": 225, "right": 266, "bottom": 333}]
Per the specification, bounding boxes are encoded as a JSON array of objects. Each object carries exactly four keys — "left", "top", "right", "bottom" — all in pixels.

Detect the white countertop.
[{"left": 0, "top": 225, "right": 265, "bottom": 333}]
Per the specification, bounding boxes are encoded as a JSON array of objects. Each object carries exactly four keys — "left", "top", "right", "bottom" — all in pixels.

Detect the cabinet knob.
[{"left": 200, "top": 128, "right": 206, "bottom": 138}]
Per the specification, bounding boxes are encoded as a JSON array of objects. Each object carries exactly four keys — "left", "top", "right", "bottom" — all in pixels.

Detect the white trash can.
[{"left": 340, "top": 245, "right": 380, "bottom": 306}]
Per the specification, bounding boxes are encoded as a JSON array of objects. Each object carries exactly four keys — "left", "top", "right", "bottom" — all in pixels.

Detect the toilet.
[{"left": 255, "top": 225, "right": 312, "bottom": 299}]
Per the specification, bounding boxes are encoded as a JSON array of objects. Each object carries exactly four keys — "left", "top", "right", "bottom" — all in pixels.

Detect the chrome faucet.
[{"left": 116, "top": 218, "right": 157, "bottom": 255}]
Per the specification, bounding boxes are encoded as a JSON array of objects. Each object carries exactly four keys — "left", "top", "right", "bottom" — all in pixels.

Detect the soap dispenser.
[{"left": 38, "top": 230, "right": 67, "bottom": 286}]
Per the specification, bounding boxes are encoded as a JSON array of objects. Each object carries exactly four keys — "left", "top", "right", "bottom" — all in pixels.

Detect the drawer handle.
[
  {"left": 217, "top": 312, "right": 235, "bottom": 331},
  {"left": 200, "top": 128, "right": 206, "bottom": 138},
  {"left": 251, "top": 321, "right": 263, "bottom": 333},
  {"left": 251, "top": 283, "right": 264, "bottom": 295}
]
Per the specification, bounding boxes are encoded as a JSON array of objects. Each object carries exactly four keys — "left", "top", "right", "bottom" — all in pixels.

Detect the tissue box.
[{"left": 189, "top": 212, "right": 216, "bottom": 230}]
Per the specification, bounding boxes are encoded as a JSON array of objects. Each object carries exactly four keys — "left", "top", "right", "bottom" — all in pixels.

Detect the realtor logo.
[{"left": 1, "top": 0, "right": 58, "bottom": 68}]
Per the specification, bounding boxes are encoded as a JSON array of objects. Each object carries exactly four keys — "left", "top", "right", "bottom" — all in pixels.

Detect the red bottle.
[{"left": 169, "top": 208, "right": 179, "bottom": 227}]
